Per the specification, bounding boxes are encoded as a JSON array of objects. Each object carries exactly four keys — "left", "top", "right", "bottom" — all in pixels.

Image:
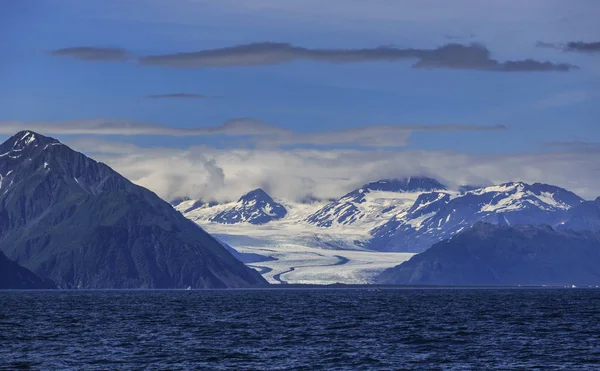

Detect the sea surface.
[{"left": 1, "top": 289, "right": 599, "bottom": 370}]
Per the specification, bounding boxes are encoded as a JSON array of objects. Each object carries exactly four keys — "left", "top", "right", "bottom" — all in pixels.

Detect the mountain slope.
[
  {"left": 0, "top": 251, "right": 55, "bottom": 289},
  {"left": 210, "top": 188, "right": 287, "bottom": 225},
  {"left": 305, "top": 177, "right": 446, "bottom": 228},
  {"left": 369, "top": 182, "right": 584, "bottom": 252},
  {"left": 378, "top": 223, "right": 600, "bottom": 286},
  {"left": 0, "top": 131, "right": 267, "bottom": 289},
  {"left": 560, "top": 197, "right": 600, "bottom": 232}
]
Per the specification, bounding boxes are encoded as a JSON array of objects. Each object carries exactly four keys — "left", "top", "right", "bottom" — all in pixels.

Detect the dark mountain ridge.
[
  {"left": 0, "top": 131, "right": 266, "bottom": 289},
  {"left": 378, "top": 222, "right": 600, "bottom": 286}
]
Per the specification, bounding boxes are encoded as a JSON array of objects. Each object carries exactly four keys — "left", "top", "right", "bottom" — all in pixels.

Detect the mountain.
[
  {"left": 170, "top": 197, "right": 190, "bottom": 207},
  {"left": 210, "top": 188, "right": 287, "bottom": 225},
  {"left": 559, "top": 197, "right": 600, "bottom": 232},
  {"left": 378, "top": 223, "right": 600, "bottom": 286},
  {"left": 0, "top": 131, "right": 267, "bottom": 289},
  {"left": 0, "top": 251, "right": 55, "bottom": 289},
  {"left": 368, "top": 182, "right": 584, "bottom": 252},
  {"left": 171, "top": 178, "right": 589, "bottom": 285},
  {"left": 305, "top": 177, "right": 447, "bottom": 227}
]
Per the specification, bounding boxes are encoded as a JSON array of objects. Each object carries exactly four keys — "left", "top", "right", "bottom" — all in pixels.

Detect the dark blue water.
[{"left": 1, "top": 289, "right": 599, "bottom": 370}]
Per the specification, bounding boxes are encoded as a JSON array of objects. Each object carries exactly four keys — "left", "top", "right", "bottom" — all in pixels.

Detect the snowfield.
[
  {"left": 204, "top": 222, "right": 414, "bottom": 285},
  {"left": 182, "top": 197, "right": 415, "bottom": 284}
]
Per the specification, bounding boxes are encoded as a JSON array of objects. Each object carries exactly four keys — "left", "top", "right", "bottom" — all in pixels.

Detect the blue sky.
[{"left": 1, "top": 0, "right": 599, "bottom": 200}]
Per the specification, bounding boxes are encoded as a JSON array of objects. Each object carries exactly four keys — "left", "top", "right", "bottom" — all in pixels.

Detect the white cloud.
[
  {"left": 66, "top": 137, "right": 600, "bottom": 202},
  {"left": 0, "top": 118, "right": 284, "bottom": 137}
]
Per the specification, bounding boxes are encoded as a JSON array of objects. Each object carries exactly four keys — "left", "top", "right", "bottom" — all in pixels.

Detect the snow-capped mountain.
[
  {"left": 368, "top": 182, "right": 585, "bottom": 252},
  {"left": 210, "top": 188, "right": 287, "bottom": 225},
  {"left": 305, "top": 177, "right": 447, "bottom": 228}
]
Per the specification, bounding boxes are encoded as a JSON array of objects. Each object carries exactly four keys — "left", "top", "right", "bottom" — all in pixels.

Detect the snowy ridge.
[
  {"left": 368, "top": 182, "right": 585, "bottom": 252},
  {"left": 305, "top": 177, "right": 447, "bottom": 228},
  {"left": 473, "top": 182, "right": 579, "bottom": 212}
]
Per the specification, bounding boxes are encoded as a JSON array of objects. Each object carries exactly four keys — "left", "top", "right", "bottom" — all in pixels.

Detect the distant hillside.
[{"left": 378, "top": 223, "right": 600, "bottom": 286}]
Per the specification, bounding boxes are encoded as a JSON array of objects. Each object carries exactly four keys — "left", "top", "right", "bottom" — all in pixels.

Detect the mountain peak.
[
  {"left": 8, "top": 131, "right": 60, "bottom": 150},
  {"left": 212, "top": 188, "right": 286, "bottom": 225},
  {"left": 239, "top": 188, "right": 272, "bottom": 202},
  {"left": 1, "top": 131, "right": 62, "bottom": 158},
  {"left": 358, "top": 177, "right": 446, "bottom": 194}
]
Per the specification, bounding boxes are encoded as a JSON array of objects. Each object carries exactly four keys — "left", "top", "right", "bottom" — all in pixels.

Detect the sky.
[{"left": 1, "top": 0, "right": 599, "bottom": 201}]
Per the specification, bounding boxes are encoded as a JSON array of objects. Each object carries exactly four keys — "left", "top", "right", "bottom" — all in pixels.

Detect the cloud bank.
[
  {"left": 68, "top": 137, "right": 600, "bottom": 203},
  {"left": 0, "top": 119, "right": 506, "bottom": 148}
]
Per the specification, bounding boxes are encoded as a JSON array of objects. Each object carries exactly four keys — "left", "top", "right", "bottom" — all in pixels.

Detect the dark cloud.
[
  {"left": 138, "top": 42, "right": 576, "bottom": 72},
  {"left": 49, "top": 47, "right": 128, "bottom": 61},
  {"left": 537, "top": 41, "right": 600, "bottom": 53},
  {"left": 147, "top": 93, "right": 208, "bottom": 99},
  {"left": 565, "top": 41, "right": 600, "bottom": 53}
]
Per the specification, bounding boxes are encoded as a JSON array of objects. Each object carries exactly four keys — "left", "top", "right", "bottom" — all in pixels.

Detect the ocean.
[{"left": 1, "top": 289, "right": 599, "bottom": 370}]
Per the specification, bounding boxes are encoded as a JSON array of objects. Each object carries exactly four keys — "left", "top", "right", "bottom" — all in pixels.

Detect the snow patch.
[{"left": 25, "top": 133, "right": 36, "bottom": 146}]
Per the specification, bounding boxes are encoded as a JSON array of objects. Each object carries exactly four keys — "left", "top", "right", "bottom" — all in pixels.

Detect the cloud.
[
  {"left": 49, "top": 47, "right": 129, "bottom": 61},
  {"left": 0, "top": 118, "right": 285, "bottom": 137},
  {"left": 537, "top": 41, "right": 600, "bottom": 53},
  {"left": 146, "top": 93, "right": 209, "bottom": 99},
  {"left": 138, "top": 42, "right": 576, "bottom": 72},
  {"left": 260, "top": 124, "right": 507, "bottom": 148},
  {"left": 565, "top": 41, "right": 600, "bottom": 53},
  {"left": 65, "top": 137, "right": 600, "bottom": 203},
  {"left": 0, "top": 118, "right": 506, "bottom": 148}
]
